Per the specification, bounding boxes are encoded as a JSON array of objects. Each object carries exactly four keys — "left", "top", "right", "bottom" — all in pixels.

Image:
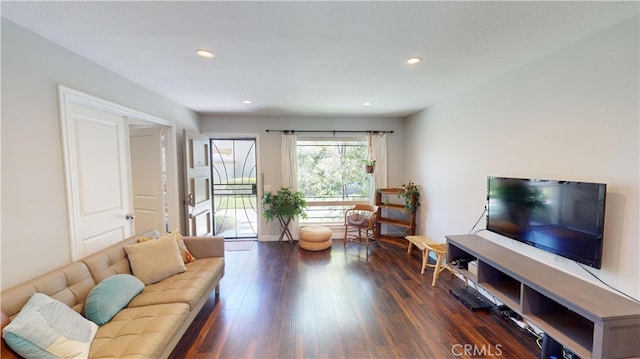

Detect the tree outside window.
[{"left": 297, "top": 139, "right": 370, "bottom": 223}]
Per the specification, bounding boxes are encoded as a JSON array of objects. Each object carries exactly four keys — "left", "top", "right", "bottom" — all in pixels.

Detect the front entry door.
[
  {"left": 184, "top": 131, "right": 214, "bottom": 236},
  {"left": 211, "top": 139, "right": 258, "bottom": 239}
]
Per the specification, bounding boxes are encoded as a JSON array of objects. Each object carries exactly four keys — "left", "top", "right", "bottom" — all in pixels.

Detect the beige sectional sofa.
[{"left": 1, "top": 230, "right": 225, "bottom": 358}]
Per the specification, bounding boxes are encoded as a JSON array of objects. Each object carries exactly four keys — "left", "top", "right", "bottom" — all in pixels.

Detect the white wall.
[
  {"left": 199, "top": 115, "right": 405, "bottom": 237},
  {"left": 3, "top": 12, "right": 637, "bottom": 301},
  {"left": 405, "top": 16, "right": 639, "bottom": 299},
  {"left": 1, "top": 19, "right": 199, "bottom": 290}
]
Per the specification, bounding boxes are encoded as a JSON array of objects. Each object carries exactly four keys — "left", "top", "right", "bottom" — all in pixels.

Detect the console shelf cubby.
[
  {"left": 522, "top": 285, "right": 594, "bottom": 356},
  {"left": 477, "top": 262, "right": 521, "bottom": 311},
  {"left": 446, "top": 234, "right": 640, "bottom": 359},
  {"left": 446, "top": 244, "right": 478, "bottom": 282}
]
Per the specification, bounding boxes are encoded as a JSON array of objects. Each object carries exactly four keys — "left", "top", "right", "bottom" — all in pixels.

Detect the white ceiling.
[{"left": 2, "top": 1, "right": 638, "bottom": 118}]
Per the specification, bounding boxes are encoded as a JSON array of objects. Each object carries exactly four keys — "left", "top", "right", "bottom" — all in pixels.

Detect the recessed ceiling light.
[
  {"left": 363, "top": 102, "right": 372, "bottom": 106},
  {"left": 196, "top": 49, "right": 215, "bottom": 58},
  {"left": 243, "top": 100, "right": 252, "bottom": 104},
  {"left": 406, "top": 56, "right": 422, "bottom": 65}
]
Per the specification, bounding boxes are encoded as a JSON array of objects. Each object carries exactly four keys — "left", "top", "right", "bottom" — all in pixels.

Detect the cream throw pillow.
[
  {"left": 138, "top": 230, "right": 196, "bottom": 264},
  {"left": 125, "top": 234, "right": 187, "bottom": 285}
]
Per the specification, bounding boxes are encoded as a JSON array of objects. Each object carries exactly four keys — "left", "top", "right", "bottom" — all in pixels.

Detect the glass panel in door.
[{"left": 211, "top": 139, "right": 258, "bottom": 239}]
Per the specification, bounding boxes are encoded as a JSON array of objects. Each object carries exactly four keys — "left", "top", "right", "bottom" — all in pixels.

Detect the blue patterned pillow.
[
  {"left": 84, "top": 274, "right": 144, "bottom": 326},
  {"left": 2, "top": 293, "right": 98, "bottom": 358}
]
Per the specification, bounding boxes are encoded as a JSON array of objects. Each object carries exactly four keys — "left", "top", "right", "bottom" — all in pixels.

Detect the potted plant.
[
  {"left": 364, "top": 160, "right": 376, "bottom": 174},
  {"left": 398, "top": 181, "right": 420, "bottom": 212},
  {"left": 262, "top": 187, "right": 307, "bottom": 242}
]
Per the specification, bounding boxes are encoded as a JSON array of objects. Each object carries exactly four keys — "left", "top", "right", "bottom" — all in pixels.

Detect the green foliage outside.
[
  {"left": 222, "top": 176, "right": 256, "bottom": 184},
  {"left": 214, "top": 196, "right": 257, "bottom": 209},
  {"left": 297, "top": 140, "right": 369, "bottom": 201}
]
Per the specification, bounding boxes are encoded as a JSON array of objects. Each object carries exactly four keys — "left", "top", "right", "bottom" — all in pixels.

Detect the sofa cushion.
[
  {"left": 82, "top": 230, "right": 160, "bottom": 284},
  {"left": 1, "top": 262, "right": 95, "bottom": 318},
  {"left": 90, "top": 303, "right": 190, "bottom": 359},
  {"left": 128, "top": 257, "right": 224, "bottom": 310},
  {"left": 125, "top": 234, "right": 187, "bottom": 285},
  {"left": 84, "top": 274, "right": 145, "bottom": 326},
  {"left": 347, "top": 213, "right": 372, "bottom": 227},
  {"left": 2, "top": 293, "right": 98, "bottom": 359}
]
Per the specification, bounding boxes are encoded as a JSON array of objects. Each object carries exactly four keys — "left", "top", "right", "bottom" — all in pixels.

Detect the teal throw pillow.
[{"left": 84, "top": 274, "right": 144, "bottom": 326}]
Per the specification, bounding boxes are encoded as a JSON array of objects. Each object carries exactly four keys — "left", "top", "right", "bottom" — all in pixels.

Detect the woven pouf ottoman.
[{"left": 299, "top": 226, "right": 333, "bottom": 251}]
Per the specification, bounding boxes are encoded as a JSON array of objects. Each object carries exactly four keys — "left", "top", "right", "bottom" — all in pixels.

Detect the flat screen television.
[{"left": 486, "top": 177, "right": 606, "bottom": 268}]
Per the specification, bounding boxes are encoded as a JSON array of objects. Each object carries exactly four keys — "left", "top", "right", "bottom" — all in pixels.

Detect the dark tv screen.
[{"left": 486, "top": 177, "right": 606, "bottom": 268}]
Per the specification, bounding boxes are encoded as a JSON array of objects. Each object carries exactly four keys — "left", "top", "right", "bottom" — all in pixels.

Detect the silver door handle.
[{"left": 125, "top": 214, "right": 135, "bottom": 220}]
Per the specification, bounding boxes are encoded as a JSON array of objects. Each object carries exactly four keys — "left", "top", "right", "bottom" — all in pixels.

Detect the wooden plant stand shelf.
[{"left": 374, "top": 188, "right": 417, "bottom": 247}]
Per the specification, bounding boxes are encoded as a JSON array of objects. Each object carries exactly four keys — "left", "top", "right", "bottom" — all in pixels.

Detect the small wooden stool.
[{"left": 405, "top": 235, "right": 454, "bottom": 286}]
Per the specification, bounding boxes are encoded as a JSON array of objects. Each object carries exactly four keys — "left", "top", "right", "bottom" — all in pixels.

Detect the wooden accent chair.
[{"left": 343, "top": 204, "right": 378, "bottom": 258}]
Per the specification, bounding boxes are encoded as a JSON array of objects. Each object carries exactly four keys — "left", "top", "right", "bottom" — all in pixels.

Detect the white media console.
[{"left": 446, "top": 234, "right": 640, "bottom": 359}]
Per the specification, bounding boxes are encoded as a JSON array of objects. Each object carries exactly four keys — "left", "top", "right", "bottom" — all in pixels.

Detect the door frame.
[
  {"left": 203, "top": 132, "right": 262, "bottom": 239},
  {"left": 210, "top": 137, "right": 259, "bottom": 239},
  {"left": 58, "top": 86, "right": 180, "bottom": 259}
]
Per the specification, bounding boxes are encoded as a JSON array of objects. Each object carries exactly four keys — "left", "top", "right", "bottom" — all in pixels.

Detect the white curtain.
[
  {"left": 368, "top": 132, "right": 388, "bottom": 203},
  {"left": 281, "top": 132, "right": 300, "bottom": 239}
]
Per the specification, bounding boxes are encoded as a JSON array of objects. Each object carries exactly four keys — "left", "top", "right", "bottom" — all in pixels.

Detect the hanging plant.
[
  {"left": 398, "top": 181, "right": 420, "bottom": 212},
  {"left": 364, "top": 160, "right": 376, "bottom": 174}
]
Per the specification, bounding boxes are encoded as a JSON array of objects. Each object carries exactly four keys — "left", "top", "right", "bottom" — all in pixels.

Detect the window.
[{"left": 297, "top": 139, "right": 370, "bottom": 223}]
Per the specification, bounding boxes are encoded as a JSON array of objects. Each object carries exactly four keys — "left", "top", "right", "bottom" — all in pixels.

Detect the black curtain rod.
[{"left": 265, "top": 129, "right": 394, "bottom": 134}]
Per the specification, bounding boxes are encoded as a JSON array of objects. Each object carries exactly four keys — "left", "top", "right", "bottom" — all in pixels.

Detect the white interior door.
[
  {"left": 60, "top": 101, "right": 134, "bottom": 260},
  {"left": 184, "top": 130, "right": 213, "bottom": 236},
  {"left": 130, "top": 127, "right": 166, "bottom": 234}
]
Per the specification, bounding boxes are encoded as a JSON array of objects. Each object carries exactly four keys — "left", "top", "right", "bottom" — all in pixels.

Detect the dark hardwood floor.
[{"left": 169, "top": 239, "right": 540, "bottom": 358}]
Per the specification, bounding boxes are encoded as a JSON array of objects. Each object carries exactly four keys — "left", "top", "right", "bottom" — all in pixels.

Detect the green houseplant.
[
  {"left": 398, "top": 181, "right": 420, "bottom": 212},
  {"left": 262, "top": 187, "right": 307, "bottom": 242}
]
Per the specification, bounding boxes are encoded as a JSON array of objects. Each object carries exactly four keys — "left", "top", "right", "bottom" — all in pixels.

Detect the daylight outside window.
[{"left": 297, "top": 139, "right": 370, "bottom": 224}]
